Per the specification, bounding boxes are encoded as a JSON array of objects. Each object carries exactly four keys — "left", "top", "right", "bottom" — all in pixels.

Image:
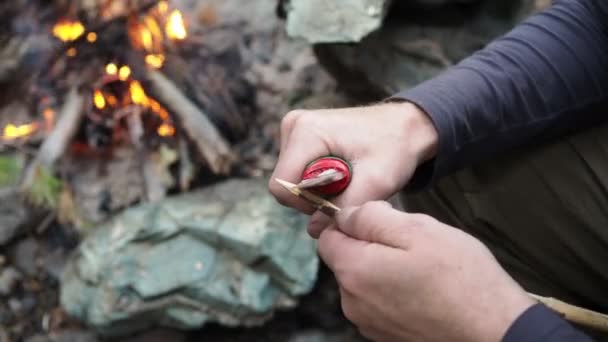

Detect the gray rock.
[
  {"left": 50, "top": 330, "right": 97, "bottom": 342},
  {"left": 27, "top": 330, "right": 98, "bottom": 342},
  {"left": 314, "top": 0, "right": 539, "bottom": 99},
  {"left": 11, "top": 238, "right": 38, "bottom": 276},
  {"left": 285, "top": 0, "right": 391, "bottom": 43},
  {"left": 42, "top": 249, "right": 68, "bottom": 281},
  {"left": 61, "top": 179, "right": 318, "bottom": 337},
  {"left": 0, "top": 267, "right": 22, "bottom": 296},
  {"left": 25, "top": 335, "right": 50, "bottom": 342},
  {"left": 0, "top": 189, "right": 27, "bottom": 246},
  {"left": 118, "top": 328, "right": 186, "bottom": 342}
]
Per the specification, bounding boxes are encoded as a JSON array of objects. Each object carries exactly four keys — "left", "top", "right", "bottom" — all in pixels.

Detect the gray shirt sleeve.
[{"left": 393, "top": 0, "right": 608, "bottom": 190}]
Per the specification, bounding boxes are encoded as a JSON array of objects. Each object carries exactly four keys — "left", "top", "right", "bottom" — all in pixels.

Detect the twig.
[
  {"left": 531, "top": 294, "right": 608, "bottom": 333},
  {"left": 145, "top": 69, "right": 235, "bottom": 174},
  {"left": 274, "top": 178, "right": 608, "bottom": 333},
  {"left": 37, "top": 87, "right": 84, "bottom": 168},
  {"left": 274, "top": 178, "right": 341, "bottom": 217},
  {"left": 21, "top": 87, "right": 84, "bottom": 190}
]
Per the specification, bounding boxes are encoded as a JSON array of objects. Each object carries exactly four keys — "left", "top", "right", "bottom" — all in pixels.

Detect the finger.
[
  {"left": 307, "top": 210, "right": 332, "bottom": 239},
  {"left": 270, "top": 123, "right": 333, "bottom": 214},
  {"left": 330, "top": 156, "right": 401, "bottom": 209},
  {"left": 335, "top": 201, "right": 415, "bottom": 249},
  {"left": 317, "top": 227, "right": 368, "bottom": 274},
  {"left": 279, "top": 110, "right": 300, "bottom": 155}
]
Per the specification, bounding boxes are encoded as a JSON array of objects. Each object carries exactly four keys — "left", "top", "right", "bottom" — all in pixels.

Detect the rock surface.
[
  {"left": 313, "top": 0, "right": 544, "bottom": 100},
  {"left": 284, "top": 0, "right": 391, "bottom": 43},
  {"left": 61, "top": 179, "right": 318, "bottom": 337}
]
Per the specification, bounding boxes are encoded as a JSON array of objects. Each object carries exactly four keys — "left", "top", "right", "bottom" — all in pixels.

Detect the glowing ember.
[
  {"left": 140, "top": 26, "right": 153, "bottom": 51},
  {"left": 107, "top": 95, "right": 118, "bottom": 107},
  {"left": 118, "top": 66, "right": 131, "bottom": 81},
  {"left": 158, "top": 1, "right": 169, "bottom": 14},
  {"left": 86, "top": 32, "right": 97, "bottom": 43},
  {"left": 53, "top": 19, "right": 85, "bottom": 42},
  {"left": 66, "top": 48, "right": 77, "bottom": 57},
  {"left": 106, "top": 63, "right": 118, "bottom": 75},
  {"left": 157, "top": 123, "right": 175, "bottom": 137},
  {"left": 43, "top": 108, "right": 55, "bottom": 132},
  {"left": 3, "top": 123, "right": 38, "bottom": 140},
  {"left": 145, "top": 54, "right": 165, "bottom": 69},
  {"left": 129, "top": 81, "right": 148, "bottom": 106},
  {"left": 166, "top": 10, "right": 187, "bottom": 41},
  {"left": 93, "top": 90, "right": 106, "bottom": 109}
]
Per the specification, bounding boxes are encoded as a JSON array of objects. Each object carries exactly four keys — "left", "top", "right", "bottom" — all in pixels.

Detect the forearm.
[{"left": 393, "top": 0, "right": 608, "bottom": 188}]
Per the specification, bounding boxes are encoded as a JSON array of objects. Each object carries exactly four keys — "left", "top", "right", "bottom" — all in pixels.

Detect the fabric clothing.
[
  {"left": 394, "top": 0, "right": 608, "bottom": 191},
  {"left": 393, "top": 0, "right": 608, "bottom": 339},
  {"left": 503, "top": 304, "right": 593, "bottom": 342},
  {"left": 403, "top": 122, "right": 608, "bottom": 340}
]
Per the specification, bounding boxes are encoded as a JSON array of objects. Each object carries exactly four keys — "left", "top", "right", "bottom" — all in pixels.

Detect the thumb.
[{"left": 335, "top": 201, "right": 412, "bottom": 249}]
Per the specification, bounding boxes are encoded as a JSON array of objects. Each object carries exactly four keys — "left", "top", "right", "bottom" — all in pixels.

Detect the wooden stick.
[
  {"left": 145, "top": 70, "right": 234, "bottom": 175},
  {"left": 37, "top": 87, "right": 84, "bottom": 168},
  {"left": 531, "top": 294, "right": 608, "bottom": 333},
  {"left": 275, "top": 178, "right": 341, "bottom": 217},
  {"left": 274, "top": 178, "right": 608, "bottom": 333},
  {"left": 21, "top": 87, "right": 84, "bottom": 191}
]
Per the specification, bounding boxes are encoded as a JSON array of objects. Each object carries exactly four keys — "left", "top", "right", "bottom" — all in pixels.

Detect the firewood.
[
  {"left": 145, "top": 69, "right": 235, "bottom": 174},
  {"left": 20, "top": 87, "right": 84, "bottom": 193},
  {"left": 37, "top": 87, "right": 84, "bottom": 168}
]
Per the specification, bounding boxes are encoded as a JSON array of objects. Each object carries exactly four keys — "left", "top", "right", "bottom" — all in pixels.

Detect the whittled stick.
[
  {"left": 531, "top": 294, "right": 608, "bottom": 333},
  {"left": 275, "top": 178, "right": 340, "bottom": 217},
  {"left": 274, "top": 178, "right": 608, "bottom": 333}
]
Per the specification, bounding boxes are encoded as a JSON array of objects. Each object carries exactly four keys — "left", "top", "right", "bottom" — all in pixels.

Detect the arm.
[
  {"left": 503, "top": 304, "right": 594, "bottom": 342},
  {"left": 394, "top": 0, "right": 608, "bottom": 189}
]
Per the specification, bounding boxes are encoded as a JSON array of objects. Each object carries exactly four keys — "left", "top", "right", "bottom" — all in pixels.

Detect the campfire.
[
  {"left": 0, "top": 0, "right": 265, "bottom": 226},
  {"left": 4, "top": 1, "right": 186, "bottom": 145}
]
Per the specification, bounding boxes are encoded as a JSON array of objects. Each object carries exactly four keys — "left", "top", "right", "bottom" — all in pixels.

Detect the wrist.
[{"left": 395, "top": 102, "right": 439, "bottom": 163}]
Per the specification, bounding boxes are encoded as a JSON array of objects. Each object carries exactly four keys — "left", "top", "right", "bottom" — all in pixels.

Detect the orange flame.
[
  {"left": 3, "top": 123, "right": 38, "bottom": 140},
  {"left": 94, "top": 90, "right": 106, "bottom": 109},
  {"left": 158, "top": 1, "right": 169, "bottom": 14},
  {"left": 43, "top": 108, "right": 55, "bottom": 132},
  {"left": 106, "top": 63, "right": 118, "bottom": 75},
  {"left": 145, "top": 54, "right": 165, "bottom": 69},
  {"left": 157, "top": 123, "right": 175, "bottom": 137},
  {"left": 166, "top": 10, "right": 187, "bottom": 40},
  {"left": 129, "top": 81, "right": 148, "bottom": 106},
  {"left": 127, "top": 80, "right": 174, "bottom": 137},
  {"left": 118, "top": 66, "right": 131, "bottom": 81},
  {"left": 86, "top": 32, "right": 97, "bottom": 43},
  {"left": 53, "top": 19, "right": 85, "bottom": 42}
]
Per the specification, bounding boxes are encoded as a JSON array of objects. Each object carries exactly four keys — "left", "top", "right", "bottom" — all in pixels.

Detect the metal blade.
[{"left": 297, "top": 169, "right": 345, "bottom": 189}]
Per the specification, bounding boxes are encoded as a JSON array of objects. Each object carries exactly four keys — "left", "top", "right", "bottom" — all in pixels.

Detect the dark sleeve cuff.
[
  {"left": 503, "top": 303, "right": 594, "bottom": 342},
  {"left": 389, "top": 76, "right": 463, "bottom": 191}
]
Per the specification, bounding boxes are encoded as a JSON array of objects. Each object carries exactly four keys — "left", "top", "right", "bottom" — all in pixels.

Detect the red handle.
[{"left": 301, "top": 156, "right": 352, "bottom": 196}]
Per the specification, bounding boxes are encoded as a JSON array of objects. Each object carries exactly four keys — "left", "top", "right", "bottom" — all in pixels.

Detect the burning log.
[
  {"left": 20, "top": 87, "right": 84, "bottom": 193},
  {"left": 37, "top": 87, "right": 84, "bottom": 168},
  {"left": 145, "top": 69, "right": 234, "bottom": 174}
]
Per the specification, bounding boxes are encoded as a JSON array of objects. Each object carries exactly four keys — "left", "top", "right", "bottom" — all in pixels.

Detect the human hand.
[
  {"left": 319, "top": 201, "right": 535, "bottom": 342},
  {"left": 269, "top": 102, "right": 438, "bottom": 237}
]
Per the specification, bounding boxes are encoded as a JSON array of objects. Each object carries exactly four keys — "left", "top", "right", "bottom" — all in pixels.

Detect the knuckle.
[
  {"left": 367, "top": 170, "right": 398, "bottom": 195},
  {"left": 281, "top": 109, "right": 307, "bottom": 129}
]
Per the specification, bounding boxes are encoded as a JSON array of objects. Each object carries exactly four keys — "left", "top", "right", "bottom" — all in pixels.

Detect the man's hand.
[
  {"left": 269, "top": 102, "right": 438, "bottom": 237},
  {"left": 320, "top": 201, "right": 535, "bottom": 342}
]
